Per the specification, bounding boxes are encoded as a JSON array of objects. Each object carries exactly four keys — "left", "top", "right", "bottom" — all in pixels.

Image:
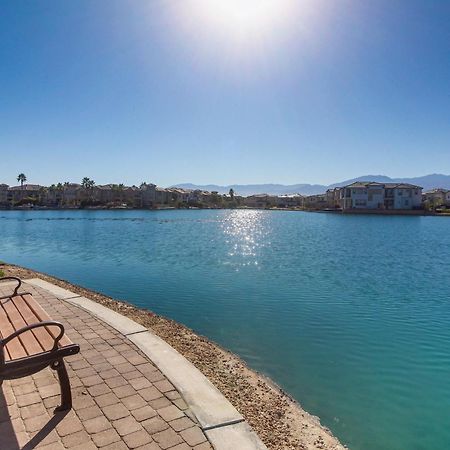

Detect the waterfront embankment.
[{"left": 1, "top": 262, "right": 346, "bottom": 450}]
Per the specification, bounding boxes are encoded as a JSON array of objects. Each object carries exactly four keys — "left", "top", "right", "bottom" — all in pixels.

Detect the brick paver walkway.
[{"left": 0, "top": 283, "right": 213, "bottom": 450}]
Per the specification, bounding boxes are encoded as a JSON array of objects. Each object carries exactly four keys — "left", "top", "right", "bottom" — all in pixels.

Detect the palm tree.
[
  {"left": 81, "top": 177, "right": 95, "bottom": 202},
  {"left": 81, "top": 177, "right": 91, "bottom": 189},
  {"left": 17, "top": 173, "right": 27, "bottom": 189},
  {"left": 118, "top": 183, "right": 125, "bottom": 203},
  {"left": 56, "top": 183, "right": 64, "bottom": 206},
  {"left": 38, "top": 186, "right": 47, "bottom": 205},
  {"left": 62, "top": 181, "right": 70, "bottom": 206}
]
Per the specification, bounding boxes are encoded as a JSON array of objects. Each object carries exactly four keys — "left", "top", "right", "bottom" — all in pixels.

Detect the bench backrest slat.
[
  {"left": 21, "top": 294, "right": 74, "bottom": 348},
  {"left": 11, "top": 295, "right": 55, "bottom": 352},
  {"left": 2, "top": 297, "right": 43, "bottom": 357},
  {"left": 0, "top": 302, "right": 27, "bottom": 360}
]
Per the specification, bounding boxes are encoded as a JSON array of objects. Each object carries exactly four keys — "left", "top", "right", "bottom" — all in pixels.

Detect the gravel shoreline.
[{"left": 1, "top": 262, "right": 346, "bottom": 450}]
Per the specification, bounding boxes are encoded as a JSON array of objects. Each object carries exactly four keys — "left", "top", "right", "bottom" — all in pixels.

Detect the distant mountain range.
[{"left": 174, "top": 174, "right": 450, "bottom": 196}]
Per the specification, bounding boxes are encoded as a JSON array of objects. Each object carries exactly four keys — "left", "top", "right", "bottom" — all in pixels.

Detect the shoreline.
[
  {"left": 1, "top": 205, "right": 448, "bottom": 216},
  {"left": 1, "top": 262, "right": 346, "bottom": 450}
]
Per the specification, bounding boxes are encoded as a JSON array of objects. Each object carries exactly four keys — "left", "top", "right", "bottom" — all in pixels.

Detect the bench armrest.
[
  {"left": 0, "top": 321, "right": 66, "bottom": 367},
  {"left": 0, "top": 276, "right": 22, "bottom": 297}
]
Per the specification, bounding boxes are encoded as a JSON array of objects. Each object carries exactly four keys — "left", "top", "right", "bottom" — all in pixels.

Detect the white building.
[
  {"left": 340, "top": 182, "right": 422, "bottom": 210},
  {"left": 276, "top": 194, "right": 303, "bottom": 208}
]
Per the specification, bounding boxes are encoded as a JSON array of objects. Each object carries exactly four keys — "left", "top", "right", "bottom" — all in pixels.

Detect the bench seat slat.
[
  {"left": 12, "top": 295, "right": 55, "bottom": 353},
  {"left": 2, "top": 297, "right": 43, "bottom": 357},
  {"left": 0, "top": 301, "right": 26, "bottom": 360},
  {"left": 21, "top": 294, "right": 73, "bottom": 348}
]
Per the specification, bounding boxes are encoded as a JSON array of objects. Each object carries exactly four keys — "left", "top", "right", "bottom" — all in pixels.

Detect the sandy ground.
[{"left": 1, "top": 263, "right": 346, "bottom": 450}]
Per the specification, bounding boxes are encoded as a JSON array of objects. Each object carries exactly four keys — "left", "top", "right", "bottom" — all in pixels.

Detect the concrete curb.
[
  {"left": 25, "top": 278, "right": 80, "bottom": 299},
  {"left": 25, "top": 278, "right": 268, "bottom": 450}
]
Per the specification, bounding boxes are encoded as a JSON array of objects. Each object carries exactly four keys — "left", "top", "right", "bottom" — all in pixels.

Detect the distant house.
[
  {"left": 7, "top": 184, "right": 44, "bottom": 205},
  {"left": 139, "top": 183, "right": 156, "bottom": 207},
  {"left": 167, "top": 188, "right": 190, "bottom": 203},
  {"left": 187, "top": 189, "right": 213, "bottom": 204},
  {"left": 325, "top": 188, "right": 341, "bottom": 209},
  {"left": 339, "top": 182, "right": 423, "bottom": 210},
  {"left": 63, "top": 183, "right": 82, "bottom": 206},
  {"left": 244, "top": 194, "right": 277, "bottom": 208},
  {"left": 155, "top": 187, "right": 171, "bottom": 204},
  {"left": 94, "top": 185, "right": 115, "bottom": 204},
  {"left": 423, "top": 188, "right": 450, "bottom": 208},
  {"left": 303, "top": 194, "right": 327, "bottom": 209},
  {"left": 0, "top": 184, "right": 9, "bottom": 206},
  {"left": 276, "top": 194, "right": 303, "bottom": 208}
]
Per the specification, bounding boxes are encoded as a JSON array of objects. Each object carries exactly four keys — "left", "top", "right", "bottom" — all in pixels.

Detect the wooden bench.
[{"left": 0, "top": 277, "right": 80, "bottom": 412}]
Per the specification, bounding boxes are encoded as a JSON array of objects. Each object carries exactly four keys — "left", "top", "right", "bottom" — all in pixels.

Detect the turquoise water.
[{"left": 1, "top": 209, "right": 450, "bottom": 449}]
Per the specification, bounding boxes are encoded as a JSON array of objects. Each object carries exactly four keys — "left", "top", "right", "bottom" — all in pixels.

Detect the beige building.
[
  {"left": 0, "top": 184, "right": 9, "bottom": 205},
  {"left": 423, "top": 188, "right": 450, "bottom": 208},
  {"left": 244, "top": 194, "right": 277, "bottom": 208},
  {"left": 303, "top": 193, "right": 328, "bottom": 209},
  {"left": 7, "top": 184, "right": 44, "bottom": 205},
  {"left": 276, "top": 194, "right": 303, "bottom": 208}
]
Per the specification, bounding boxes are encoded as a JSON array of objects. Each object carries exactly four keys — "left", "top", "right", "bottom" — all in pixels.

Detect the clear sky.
[{"left": 1, "top": 0, "right": 449, "bottom": 187}]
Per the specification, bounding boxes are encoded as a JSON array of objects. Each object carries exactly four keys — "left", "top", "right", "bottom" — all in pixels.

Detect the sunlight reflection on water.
[{"left": 221, "top": 210, "right": 271, "bottom": 267}]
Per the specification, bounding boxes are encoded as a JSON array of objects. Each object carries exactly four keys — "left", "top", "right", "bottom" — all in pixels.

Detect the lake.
[{"left": 1, "top": 209, "right": 449, "bottom": 450}]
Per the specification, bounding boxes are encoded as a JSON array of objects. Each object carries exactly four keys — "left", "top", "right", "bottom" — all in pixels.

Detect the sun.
[
  {"left": 163, "top": 0, "right": 317, "bottom": 73},
  {"left": 171, "top": 0, "right": 303, "bottom": 46},
  {"left": 192, "top": 0, "right": 292, "bottom": 33}
]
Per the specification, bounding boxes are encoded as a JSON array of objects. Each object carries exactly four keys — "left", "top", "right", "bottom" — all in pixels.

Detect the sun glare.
[
  {"left": 169, "top": 0, "right": 308, "bottom": 54},
  {"left": 162, "top": 0, "right": 321, "bottom": 76},
  {"left": 192, "top": 0, "right": 293, "bottom": 33}
]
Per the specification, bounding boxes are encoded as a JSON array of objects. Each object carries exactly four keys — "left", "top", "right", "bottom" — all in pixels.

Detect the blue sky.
[{"left": 1, "top": 0, "right": 449, "bottom": 187}]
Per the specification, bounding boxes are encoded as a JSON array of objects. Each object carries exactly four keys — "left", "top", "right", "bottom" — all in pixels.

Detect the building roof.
[
  {"left": 344, "top": 181, "right": 422, "bottom": 189},
  {"left": 277, "top": 194, "right": 303, "bottom": 198},
  {"left": 424, "top": 188, "right": 449, "bottom": 194},
  {"left": 8, "top": 184, "right": 44, "bottom": 191}
]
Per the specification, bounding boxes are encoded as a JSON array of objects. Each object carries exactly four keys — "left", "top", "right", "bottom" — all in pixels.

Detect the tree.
[
  {"left": 62, "top": 182, "right": 70, "bottom": 206},
  {"left": 81, "top": 177, "right": 95, "bottom": 203},
  {"left": 210, "top": 191, "right": 223, "bottom": 206},
  {"left": 81, "top": 177, "right": 91, "bottom": 189},
  {"left": 56, "top": 183, "right": 64, "bottom": 206},
  {"left": 17, "top": 173, "right": 27, "bottom": 189},
  {"left": 118, "top": 183, "right": 125, "bottom": 203},
  {"left": 81, "top": 177, "right": 95, "bottom": 190},
  {"left": 38, "top": 186, "right": 47, "bottom": 205}
]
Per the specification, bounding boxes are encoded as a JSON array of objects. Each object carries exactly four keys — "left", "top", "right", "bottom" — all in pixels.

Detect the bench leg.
[{"left": 51, "top": 359, "right": 72, "bottom": 412}]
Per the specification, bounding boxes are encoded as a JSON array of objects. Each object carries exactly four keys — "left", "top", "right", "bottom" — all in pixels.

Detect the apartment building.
[{"left": 339, "top": 182, "right": 423, "bottom": 210}]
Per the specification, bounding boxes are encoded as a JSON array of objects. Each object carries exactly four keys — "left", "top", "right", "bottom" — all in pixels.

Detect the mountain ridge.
[{"left": 173, "top": 174, "right": 450, "bottom": 196}]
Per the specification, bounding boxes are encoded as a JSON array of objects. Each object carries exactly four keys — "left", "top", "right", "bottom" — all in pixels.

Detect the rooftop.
[
  {"left": 344, "top": 181, "right": 422, "bottom": 189},
  {"left": 8, "top": 184, "right": 45, "bottom": 191}
]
